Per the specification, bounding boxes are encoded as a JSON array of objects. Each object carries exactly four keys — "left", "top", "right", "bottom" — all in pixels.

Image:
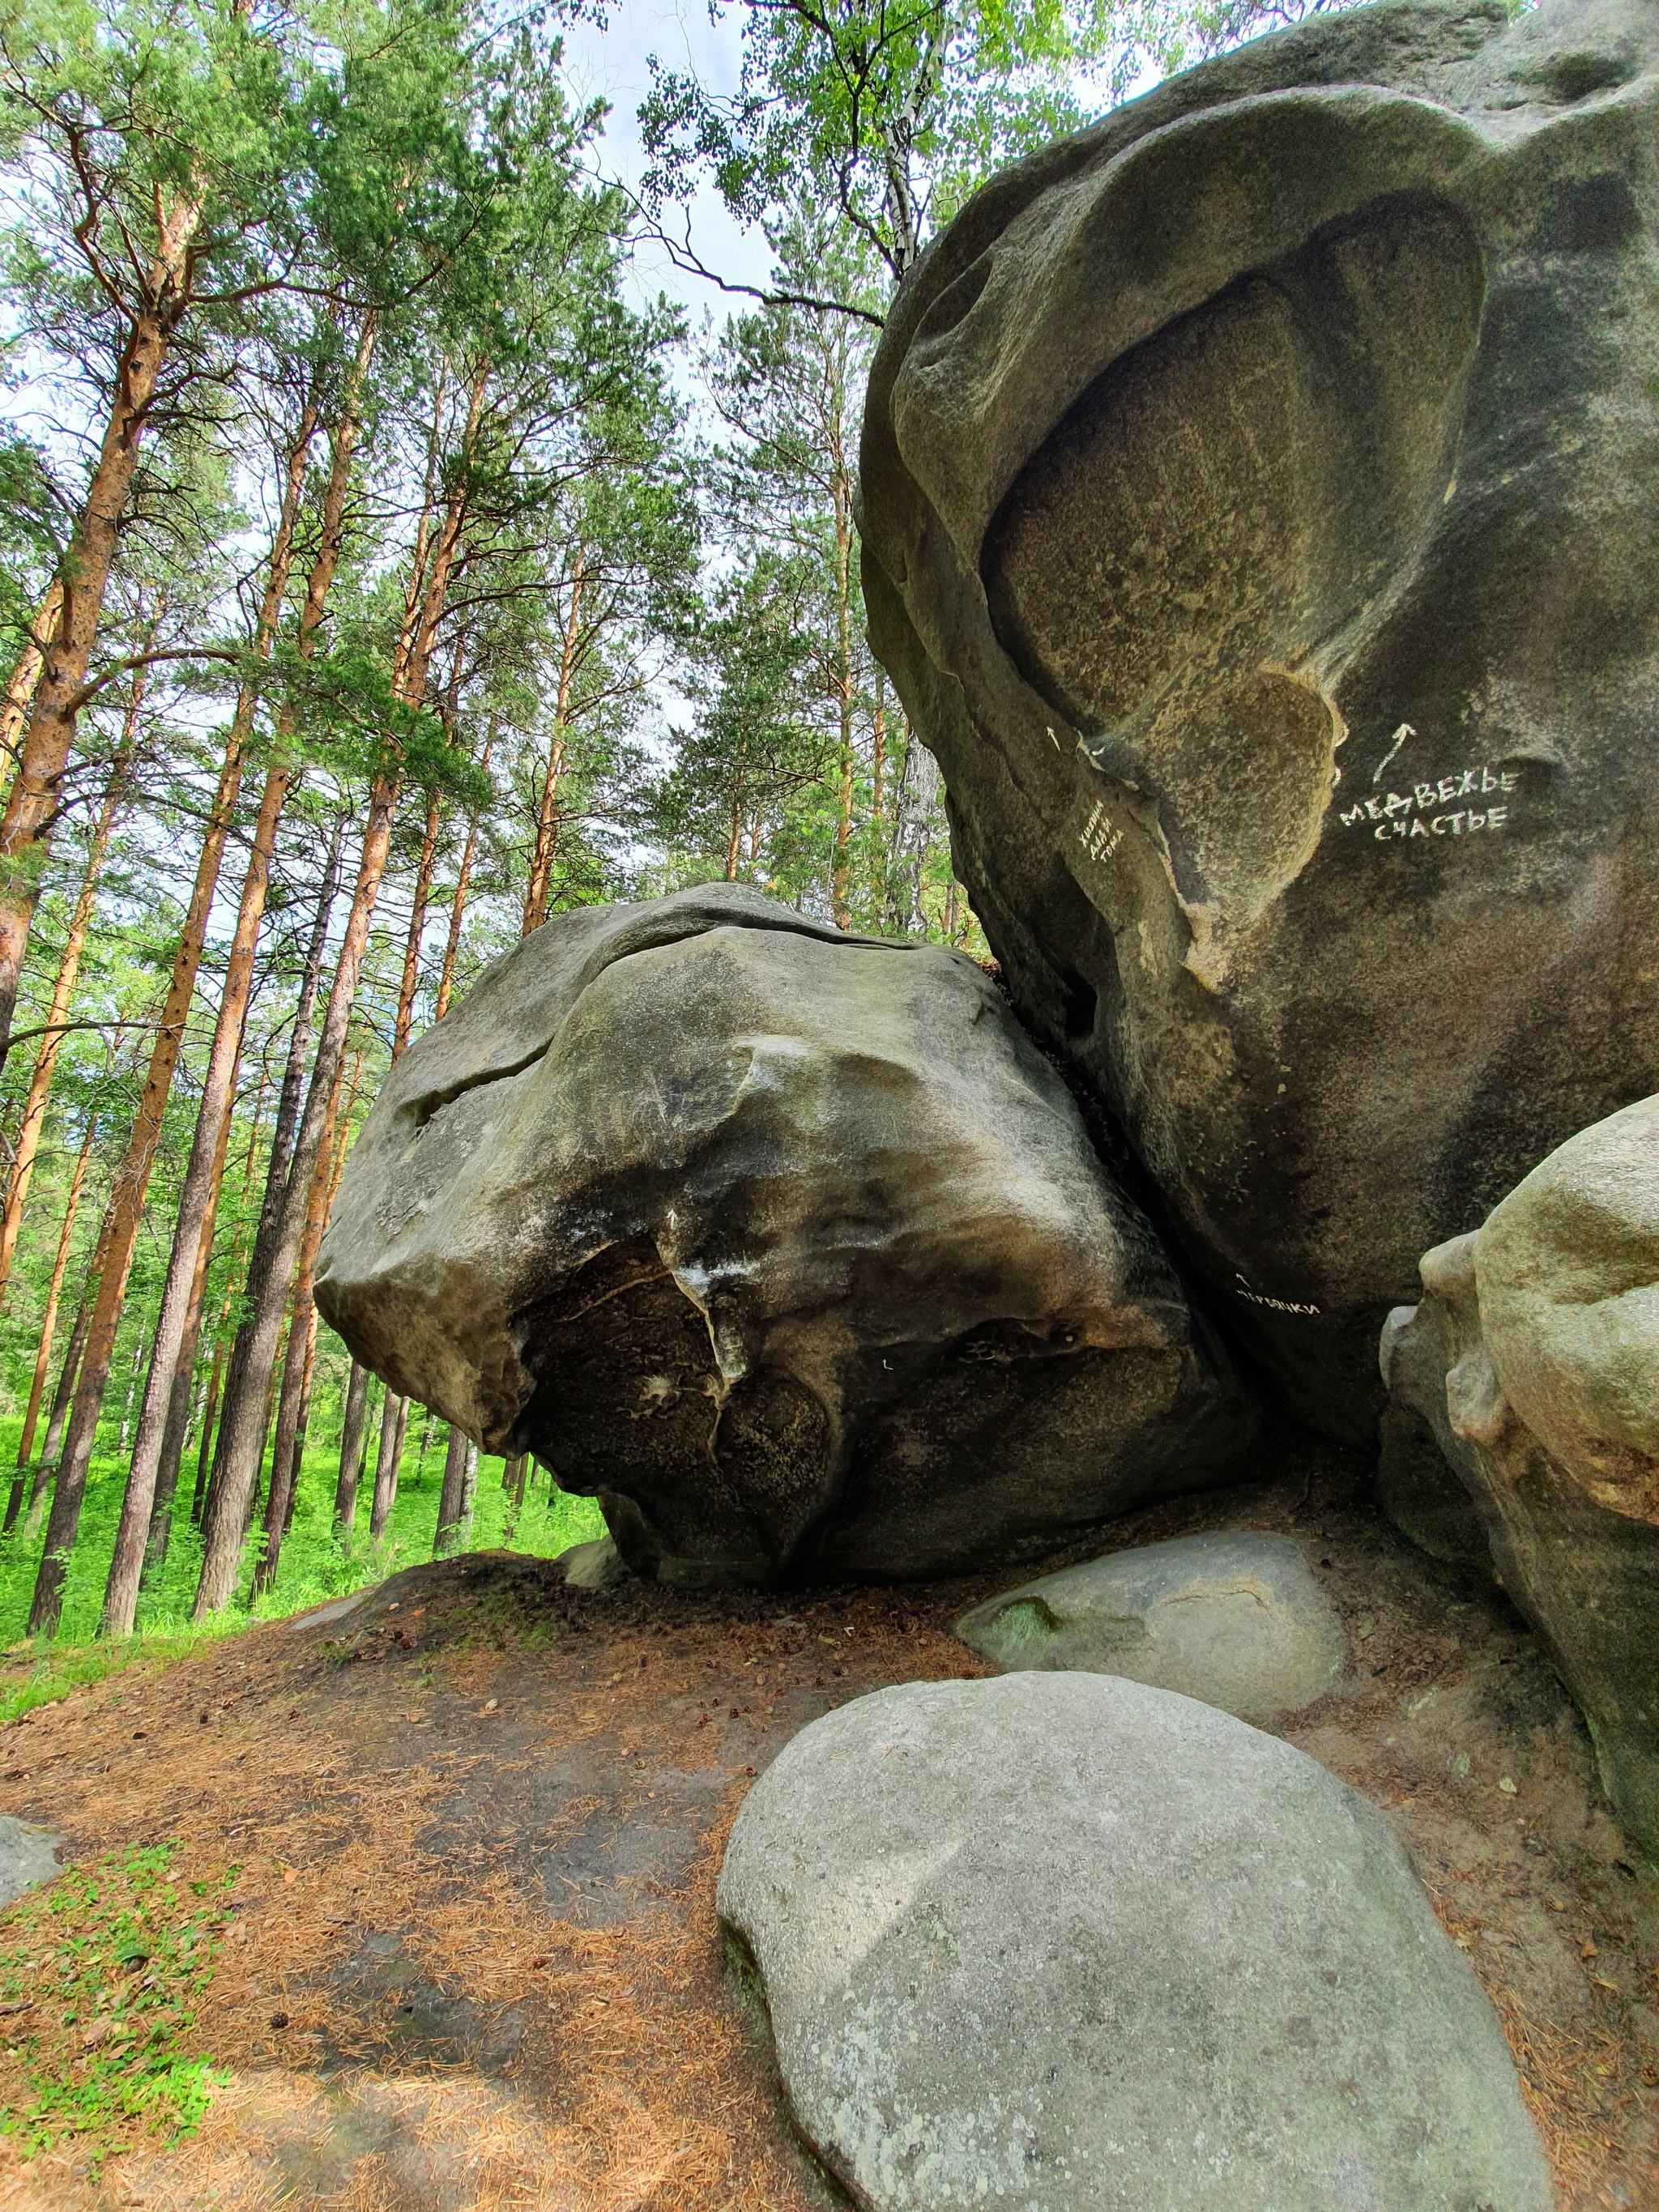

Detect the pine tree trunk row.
[{"left": 0, "top": 325, "right": 570, "bottom": 1638}]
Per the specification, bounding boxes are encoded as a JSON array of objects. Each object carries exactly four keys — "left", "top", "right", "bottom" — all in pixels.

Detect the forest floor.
[{"left": 0, "top": 1437, "right": 1652, "bottom": 2212}]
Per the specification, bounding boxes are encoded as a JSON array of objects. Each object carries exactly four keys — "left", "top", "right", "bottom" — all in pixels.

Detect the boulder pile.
[{"left": 320, "top": 0, "right": 1659, "bottom": 1861}]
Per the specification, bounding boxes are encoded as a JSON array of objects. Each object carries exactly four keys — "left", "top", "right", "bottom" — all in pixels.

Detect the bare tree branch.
[{"left": 621, "top": 191, "right": 885, "bottom": 328}]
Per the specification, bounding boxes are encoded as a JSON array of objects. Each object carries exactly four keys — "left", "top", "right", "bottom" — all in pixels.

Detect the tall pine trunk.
[
  {"left": 434, "top": 1424, "right": 469, "bottom": 1556},
  {"left": 0, "top": 717, "right": 136, "bottom": 1307},
  {"left": 369, "top": 1392, "right": 409, "bottom": 1540},
  {"left": 189, "top": 1338, "right": 227, "bottom": 1529},
  {"left": 393, "top": 793, "right": 442, "bottom": 1055},
  {"left": 887, "top": 717, "right": 938, "bottom": 936},
  {"left": 198, "top": 831, "right": 339, "bottom": 1551},
  {"left": 870, "top": 676, "right": 888, "bottom": 907},
  {"left": 193, "top": 771, "right": 402, "bottom": 1615},
  {"left": 335, "top": 1362, "right": 372, "bottom": 1535},
  {"left": 522, "top": 554, "right": 584, "bottom": 934},
  {"left": 284, "top": 1317, "right": 318, "bottom": 1536},
  {"left": 0, "top": 579, "right": 64, "bottom": 791},
  {"left": 112, "top": 378, "right": 326, "bottom": 1513},
  {"left": 266, "top": 1042, "right": 360, "bottom": 1564},
  {"left": 181, "top": 1055, "right": 271, "bottom": 1537},
  {"left": 194, "top": 357, "right": 478, "bottom": 1616},
  {"left": 251, "top": 1042, "right": 352, "bottom": 1597},
  {"left": 501, "top": 1451, "right": 529, "bottom": 1545},
  {"left": 103, "top": 761, "right": 341, "bottom": 1637},
  {"left": 113, "top": 352, "right": 363, "bottom": 1633},
  {"left": 140, "top": 1076, "right": 237, "bottom": 1595},
  {"left": 725, "top": 739, "right": 748, "bottom": 881},
  {"left": 0, "top": 195, "right": 201, "bottom": 1073},
  {"left": 434, "top": 735, "right": 493, "bottom": 1020},
  {"left": 4, "top": 1111, "right": 96, "bottom": 1531},
  {"left": 830, "top": 450, "right": 856, "bottom": 929},
  {"left": 29, "top": 685, "right": 255, "bottom": 1635},
  {"left": 19, "top": 1185, "right": 116, "bottom": 1543}
]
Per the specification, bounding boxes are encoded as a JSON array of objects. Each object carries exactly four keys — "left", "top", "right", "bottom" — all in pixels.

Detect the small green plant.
[{"left": 0, "top": 1840, "right": 236, "bottom": 2163}]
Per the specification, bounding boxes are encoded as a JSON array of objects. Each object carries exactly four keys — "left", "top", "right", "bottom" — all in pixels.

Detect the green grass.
[
  {"left": 0, "top": 1409, "right": 604, "bottom": 1717},
  {"left": 0, "top": 1840, "right": 237, "bottom": 2163}
]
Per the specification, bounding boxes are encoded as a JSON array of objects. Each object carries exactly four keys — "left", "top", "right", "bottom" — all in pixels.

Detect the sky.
[
  {"left": 552, "top": 0, "right": 1166, "bottom": 331},
  {"left": 557, "top": 0, "right": 782, "bottom": 326}
]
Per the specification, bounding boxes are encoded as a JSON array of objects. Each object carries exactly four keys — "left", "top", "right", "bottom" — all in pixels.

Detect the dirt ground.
[{"left": 0, "top": 1433, "right": 1653, "bottom": 2211}]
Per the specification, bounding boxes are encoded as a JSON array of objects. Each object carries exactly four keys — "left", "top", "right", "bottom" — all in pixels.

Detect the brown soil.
[{"left": 0, "top": 1436, "right": 1653, "bottom": 2210}]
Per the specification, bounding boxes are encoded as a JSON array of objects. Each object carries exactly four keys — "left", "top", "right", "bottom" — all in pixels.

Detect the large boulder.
[
  {"left": 316, "top": 884, "right": 1255, "bottom": 1585},
  {"left": 719, "top": 1673, "right": 1550, "bottom": 2212},
  {"left": 955, "top": 1529, "right": 1346, "bottom": 1719},
  {"left": 1382, "top": 1094, "right": 1659, "bottom": 1852},
  {"left": 859, "top": 0, "right": 1659, "bottom": 1440}
]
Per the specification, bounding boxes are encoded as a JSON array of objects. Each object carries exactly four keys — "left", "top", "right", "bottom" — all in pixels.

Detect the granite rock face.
[
  {"left": 316, "top": 884, "right": 1254, "bottom": 1586},
  {"left": 859, "top": 0, "right": 1659, "bottom": 1440},
  {"left": 1383, "top": 1095, "right": 1659, "bottom": 1852},
  {"left": 955, "top": 1530, "right": 1346, "bottom": 1719},
  {"left": 719, "top": 1673, "right": 1550, "bottom": 2212}
]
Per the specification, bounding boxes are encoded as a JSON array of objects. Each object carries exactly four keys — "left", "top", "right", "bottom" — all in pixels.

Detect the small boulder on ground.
[
  {"left": 0, "top": 1815, "right": 58, "bottom": 1907},
  {"left": 554, "top": 1536, "right": 629, "bottom": 1591},
  {"left": 719, "top": 1673, "right": 1549, "bottom": 2212},
  {"left": 955, "top": 1530, "right": 1345, "bottom": 1719}
]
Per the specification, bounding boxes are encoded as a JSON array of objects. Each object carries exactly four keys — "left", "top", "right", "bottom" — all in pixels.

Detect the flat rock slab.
[
  {"left": 719, "top": 1672, "right": 1550, "bottom": 2212},
  {"left": 0, "top": 1814, "right": 58, "bottom": 1907},
  {"left": 288, "top": 1588, "right": 377, "bottom": 1633},
  {"left": 955, "top": 1530, "right": 1346, "bottom": 1719}
]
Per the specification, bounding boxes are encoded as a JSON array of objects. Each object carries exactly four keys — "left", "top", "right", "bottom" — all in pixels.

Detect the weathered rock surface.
[
  {"left": 317, "top": 884, "right": 1254, "bottom": 1586},
  {"left": 719, "top": 1672, "right": 1550, "bottom": 2212},
  {"left": 1383, "top": 1094, "right": 1659, "bottom": 1852},
  {"left": 955, "top": 1529, "right": 1345, "bottom": 1718},
  {"left": 1472, "top": 1095, "right": 1659, "bottom": 1520},
  {"left": 859, "top": 0, "right": 1659, "bottom": 1441},
  {"left": 0, "top": 1815, "right": 58, "bottom": 1907}
]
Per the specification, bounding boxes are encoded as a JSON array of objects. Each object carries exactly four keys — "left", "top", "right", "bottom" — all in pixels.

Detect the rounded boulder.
[
  {"left": 955, "top": 1529, "right": 1346, "bottom": 1720},
  {"left": 719, "top": 1672, "right": 1550, "bottom": 2212}
]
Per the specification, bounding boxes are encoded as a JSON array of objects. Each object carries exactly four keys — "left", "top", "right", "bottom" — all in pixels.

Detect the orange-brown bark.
[
  {"left": 0, "top": 693, "right": 139, "bottom": 1307},
  {"left": 434, "top": 735, "right": 493, "bottom": 1021},
  {"left": 3, "top": 1109, "right": 96, "bottom": 1530},
  {"left": 522, "top": 552, "right": 585, "bottom": 934},
  {"left": 103, "top": 344, "right": 365, "bottom": 1636},
  {"left": 0, "top": 194, "right": 202, "bottom": 1068}
]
